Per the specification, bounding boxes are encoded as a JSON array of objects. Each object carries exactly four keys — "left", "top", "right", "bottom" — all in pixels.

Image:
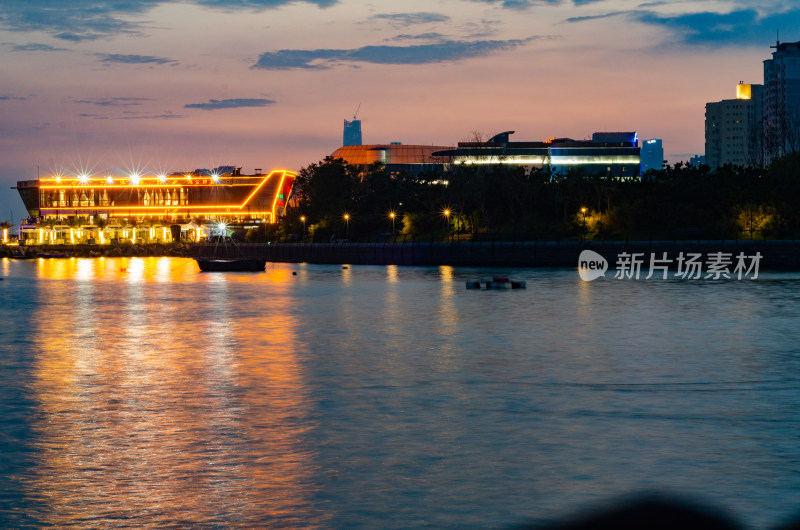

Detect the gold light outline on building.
[{"left": 37, "top": 169, "right": 296, "bottom": 221}]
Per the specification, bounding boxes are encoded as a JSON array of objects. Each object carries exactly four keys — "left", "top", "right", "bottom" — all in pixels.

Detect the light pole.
[
  {"left": 344, "top": 213, "right": 350, "bottom": 239},
  {"left": 300, "top": 215, "right": 306, "bottom": 237},
  {"left": 443, "top": 209, "right": 451, "bottom": 239},
  {"left": 389, "top": 211, "right": 396, "bottom": 236},
  {"left": 580, "top": 207, "right": 587, "bottom": 241}
]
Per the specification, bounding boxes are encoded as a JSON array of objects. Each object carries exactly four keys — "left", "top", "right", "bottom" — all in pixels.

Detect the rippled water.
[{"left": 1, "top": 257, "right": 800, "bottom": 528}]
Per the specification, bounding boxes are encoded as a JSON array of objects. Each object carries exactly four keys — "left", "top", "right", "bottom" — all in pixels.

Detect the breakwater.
[{"left": 205, "top": 240, "right": 800, "bottom": 269}]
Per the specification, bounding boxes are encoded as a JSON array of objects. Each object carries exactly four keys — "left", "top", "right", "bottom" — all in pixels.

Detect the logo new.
[{"left": 578, "top": 250, "right": 608, "bottom": 281}]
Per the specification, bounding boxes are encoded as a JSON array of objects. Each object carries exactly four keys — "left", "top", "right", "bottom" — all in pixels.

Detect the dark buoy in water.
[
  {"left": 342, "top": 266, "right": 348, "bottom": 269},
  {"left": 292, "top": 271, "right": 297, "bottom": 275}
]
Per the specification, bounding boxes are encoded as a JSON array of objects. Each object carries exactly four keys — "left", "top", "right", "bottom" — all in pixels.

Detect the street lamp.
[
  {"left": 343, "top": 213, "right": 350, "bottom": 239},
  {"left": 580, "top": 207, "right": 587, "bottom": 241},
  {"left": 300, "top": 215, "right": 306, "bottom": 236},
  {"left": 443, "top": 209, "right": 451, "bottom": 238},
  {"left": 389, "top": 211, "right": 396, "bottom": 235}
]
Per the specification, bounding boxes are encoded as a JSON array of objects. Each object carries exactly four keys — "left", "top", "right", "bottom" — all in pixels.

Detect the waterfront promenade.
[{"left": 6, "top": 239, "right": 800, "bottom": 269}]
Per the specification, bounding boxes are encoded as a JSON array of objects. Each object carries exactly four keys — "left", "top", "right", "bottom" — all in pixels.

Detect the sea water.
[{"left": 1, "top": 257, "right": 799, "bottom": 528}]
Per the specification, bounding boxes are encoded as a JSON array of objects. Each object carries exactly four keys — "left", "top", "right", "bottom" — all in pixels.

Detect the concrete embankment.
[
  {"left": 227, "top": 240, "right": 800, "bottom": 269},
  {"left": 6, "top": 240, "right": 800, "bottom": 269}
]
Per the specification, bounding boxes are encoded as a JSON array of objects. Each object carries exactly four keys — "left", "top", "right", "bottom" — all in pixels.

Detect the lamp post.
[
  {"left": 443, "top": 209, "right": 451, "bottom": 239},
  {"left": 344, "top": 213, "right": 350, "bottom": 239},
  {"left": 580, "top": 207, "right": 587, "bottom": 241},
  {"left": 389, "top": 211, "right": 396, "bottom": 236},
  {"left": 300, "top": 215, "right": 306, "bottom": 237}
]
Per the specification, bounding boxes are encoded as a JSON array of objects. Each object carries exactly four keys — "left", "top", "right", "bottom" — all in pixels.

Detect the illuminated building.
[
  {"left": 14, "top": 167, "right": 296, "bottom": 228},
  {"left": 705, "top": 83, "right": 764, "bottom": 168},
  {"left": 433, "top": 131, "right": 641, "bottom": 177},
  {"left": 330, "top": 143, "right": 455, "bottom": 175},
  {"left": 640, "top": 139, "right": 663, "bottom": 173},
  {"left": 763, "top": 40, "right": 800, "bottom": 159}
]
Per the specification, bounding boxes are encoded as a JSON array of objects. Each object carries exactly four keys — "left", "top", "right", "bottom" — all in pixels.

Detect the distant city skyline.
[{"left": 1, "top": 0, "right": 798, "bottom": 218}]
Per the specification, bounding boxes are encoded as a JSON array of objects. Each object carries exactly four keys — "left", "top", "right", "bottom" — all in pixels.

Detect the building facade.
[
  {"left": 705, "top": 83, "right": 764, "bottom": 168},
  {"left": 640, "top": 139, "right": 664, "bottom": 173},
  {"left": 343, "top": 119, "right": 362, "bottom": 146},
  {"left": 433, "top": 131, "right": 641, "bottom": 177},
  {"left": 14, "top": 168, "right": 295, "bottom": 226},
  {"left": 763, "top": 40, "right": 800, "bottom": 159},
  {"left": 330, "top": 143, "right": 455, "bottom": 175}
]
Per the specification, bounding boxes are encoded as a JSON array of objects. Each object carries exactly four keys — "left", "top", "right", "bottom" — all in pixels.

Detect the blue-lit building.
[
  {"left": 343, "top": 119, "right": 362, "bottom": 146},
  {"left": 433, "top": 131, "right": 641, "bottom": 177},
  {"left": 640, "top": 138, "right": 663, "bottom": 173}
]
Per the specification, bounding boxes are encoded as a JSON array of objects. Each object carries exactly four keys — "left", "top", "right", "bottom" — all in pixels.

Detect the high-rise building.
[
  {"left": 640, "top": 139, "right": 663, "bottom": 173},
  {"left": 705, "top": 83, "right": 763, "bottom": 168},
  {"left": 343, "top": 119, "right": 362, "bottom": 146},
  {"left": 763, "top": 40, "right": 800, "bottom": 158}
]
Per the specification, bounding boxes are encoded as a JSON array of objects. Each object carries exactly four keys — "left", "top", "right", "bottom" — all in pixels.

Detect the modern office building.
[
  {"left": 763, "top": 40, "right": 800, "bottom": 159},
  {"left": 705, "top": 83, "right": 764, "bottom": 168},
  {"left": 14, "top": 167, "right": 296, "bottom": 226},
  {"left": 640, "top": 139, "right": 664, "bottom": 173},
  {"left": 433, "top": 131, "right": 641, "bottom": 177},
  {"left": 343, "top": 119, "right": 362, "bottom": 146},
  {"left": 330, "top": 143, "right": 455, "bottom": 175}
]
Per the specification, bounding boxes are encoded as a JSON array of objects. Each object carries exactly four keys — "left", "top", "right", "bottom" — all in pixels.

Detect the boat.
[
  {"left": 195, "top": 258, "right": 266, "bottom": 272},
  {"left": 466, "top": 275, "right": 526, "bottom": 290}
]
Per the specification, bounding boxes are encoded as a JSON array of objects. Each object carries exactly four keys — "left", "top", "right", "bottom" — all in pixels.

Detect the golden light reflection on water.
[{"left": 26, "top": 257, "right": 323, "bottom": 526}]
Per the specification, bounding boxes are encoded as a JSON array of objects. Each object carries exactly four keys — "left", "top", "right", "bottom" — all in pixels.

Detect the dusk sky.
[{"left": 1, "top": 0, "right": 798, "bottom": 218}]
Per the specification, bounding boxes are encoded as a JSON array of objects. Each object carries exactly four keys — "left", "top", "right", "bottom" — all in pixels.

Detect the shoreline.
[{"left": 7, "top": 240, "right": 799, "bottom": 269}]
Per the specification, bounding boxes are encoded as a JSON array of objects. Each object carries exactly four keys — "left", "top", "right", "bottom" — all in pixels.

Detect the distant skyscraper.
[
  {"left": 343, "top": 119, "right": 362, "bottom": 146},
  {"left": 640, "top": 139, "right": 663, "bottom": 173},
  {"left": 689, "top": 154, "right": 706, "bottom": 167},
  {"left": 763, "top": 40, "right": 800, "bottom": 159},
  {"left": 705, "top": 83, "right": 763, "bottom": 168}
]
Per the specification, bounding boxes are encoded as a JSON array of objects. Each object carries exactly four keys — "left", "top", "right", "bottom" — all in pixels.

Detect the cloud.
[
  {"left": 633, "top": 8, "right": 800, "bottom": 45},
  {"left": 370, "top": 12, "right": 450, "bottom": 26},
  {"left": 465, "top": 0, "right": 558, "bottom": 8},
  {"left": 390, "top": 33, "right": 447, "bottom": 42},
  {"left": 184, "top": 98, "right": 277, "bottom": 110},
  {"left": 96, "top": 53, "right": 176, "bottom": 65},
  {"left": 252, "top": 38, "right": 539, "bottom": 70},
  {"left": 75, "top": 97, "right": 153, "bottom": 106},
  {"left": 79, "top": 112, "right": 182, "bottom": 120},
  {"left": 566, "top": 12, "right": 625, "bottom": 23},
  {"left": 8, "top": 42, "right": 68, "bottom": 51},
  {"left": 0, "top": 0, "right": 337, "bottom": 41}
]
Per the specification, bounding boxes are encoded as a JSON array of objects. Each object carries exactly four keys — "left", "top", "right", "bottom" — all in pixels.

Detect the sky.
[{"left": 1, "top": 0, "right": 798, "bottom": 220}]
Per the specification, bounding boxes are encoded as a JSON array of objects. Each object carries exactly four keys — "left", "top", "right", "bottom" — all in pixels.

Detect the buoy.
[
  {"left": 342, "top": 266, "right": 348, "bottom": 269},
  {"left": 292, "top": 271, "right": 297, "bottom": 275}
]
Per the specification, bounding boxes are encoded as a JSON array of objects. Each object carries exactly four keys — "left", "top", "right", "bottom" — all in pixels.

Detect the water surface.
[{"left": 1, "top": 257, "right": 799, "bottom": 528}]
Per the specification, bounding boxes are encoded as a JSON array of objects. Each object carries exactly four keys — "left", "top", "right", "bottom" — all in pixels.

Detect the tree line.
[{"left": 249, "top": 152, "right": 800, "bottom": 242}]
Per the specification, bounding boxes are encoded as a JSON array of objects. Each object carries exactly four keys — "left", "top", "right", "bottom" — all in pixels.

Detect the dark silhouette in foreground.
[{"left": 520, "top": 494, "right": 800, "bottom": 530}]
